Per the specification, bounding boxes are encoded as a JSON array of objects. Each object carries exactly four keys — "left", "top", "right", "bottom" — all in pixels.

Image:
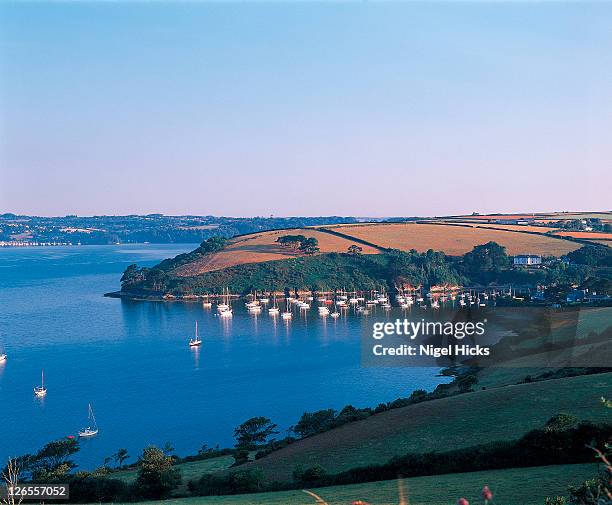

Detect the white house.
[{"left": 513, "top": 255, "right": 542, "bottom": 266}]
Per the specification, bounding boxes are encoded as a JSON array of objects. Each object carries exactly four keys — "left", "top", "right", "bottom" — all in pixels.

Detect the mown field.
[
  {"left": 103, "top": 463, "right": 598, "bottom": 505},
  {"left": 326, "top": 223, "right": 580, "bottom": 256},
  {"left": 239, "top": 373, "right": 610, "bottom": 482},
  {"left": 172, "top": 229, "right": 380, "bottom": 276}
]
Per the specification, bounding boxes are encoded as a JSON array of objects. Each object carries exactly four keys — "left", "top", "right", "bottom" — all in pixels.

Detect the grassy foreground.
[
  {"left": 105, "top": 463, "right": 598, "bottom": 505},
  {"left": 241, "top": 373, "right": 611, "bottom": 481}
]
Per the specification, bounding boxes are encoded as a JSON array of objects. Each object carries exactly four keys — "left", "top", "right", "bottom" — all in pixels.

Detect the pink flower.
[
  {"left": 482, "top": 486, "right": 493, "bottom": 501},
  {"left": 457, "top": 499, "right": 469, "bottom": 505}
]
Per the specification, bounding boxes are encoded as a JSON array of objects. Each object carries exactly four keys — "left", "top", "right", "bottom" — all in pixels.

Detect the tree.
[
  {"left": 567, "top": 246, "right": 612, "bottom": 267},
  {"left": 276, "top": 235, "right": 306, "bottom": 250},
  {"left": 456, "top": 374, "right": 478, "bottom": 393},
  {"left": 114, "top": 448, "right": 129, "bottom": 467},
  {"left": 120, "top": 264, "right": 145, "bottom": 288},
  {"left": 347, "top": 244, "right": 363, "bottom": 255},
  {"left": 293, "top": 409, "right": 337, "bottom": 438},
  {"left": 233, "top": 417, "right": 278, "bottom": 450},
  {"left": 2, "top": 458, "right": 22, "bottom": 505},
  {"left": 231, "top": 449, "right": 250, "bottom": 467},
  {"left": 145, "top": 268, "right": 169, "bottom": 292},
  {"left": 300, "top": 237, "right": 320, "bottom": 255},
  {"left": 199, "top": 236, "right": 227, "bottom": 253},
  {"left": 134, "top": 446, "right": 181, "bottom": 499},
  {"left": 463, "top": 241, "right": 510, "bottom": 274},
  {"left": 162, "top": 442, "right": 174, "bottom": 456},
  {"left": 28, "top": 438, "right": 80, "bottom": 482},
  {"left": 545, "top": 413, "right": 579, "bottom": 432},
  {"left": 293, "top": 464, "right": 328, "bottom": 485}
]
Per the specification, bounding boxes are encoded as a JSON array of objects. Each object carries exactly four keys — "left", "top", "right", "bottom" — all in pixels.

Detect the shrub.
[
  {"left": 134, "top": 446, "right": 181, "bottom": 499},
  {"left": 293, "top": 465, "right": 329, "bottom": 486}
]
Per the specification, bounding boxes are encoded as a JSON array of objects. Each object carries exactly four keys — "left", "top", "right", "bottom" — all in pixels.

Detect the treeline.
[
  {"left": 0, "top": 215, "right": 360, "bottom": 245},
  {"left": 189, "top": 420, "right": 611, "bottom": 496}
]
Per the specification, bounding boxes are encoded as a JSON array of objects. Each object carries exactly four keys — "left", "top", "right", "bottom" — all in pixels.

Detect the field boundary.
[{"left": 313, "top": 227, "right": 388, "bottom": 252}]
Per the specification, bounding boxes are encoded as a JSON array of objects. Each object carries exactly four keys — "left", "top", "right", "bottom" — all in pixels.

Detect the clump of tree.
[
  {"left": 293, "top": 464, "right": 328, "bottom": 486},
  {"left": 134, "top": 445, "right": 181, "bottom": 499},
  {"left": 198, "top": 236, "right": 227, "bottom": 254},
  {"left": 544, "top": 413, "right": 579, "bottom": 433},
  {"left": 277, "top": 234, "right": 307, "bottom": 249},
  {"left": 103, "top": 448, "right": 129, "bottom": 468},
  {"left": 276, "top": 235, "right": 320, "bottom": 255},
  {"left": 567, "top": 246, "right": 612, "bottom": 267},
  {"left": 12, "top": 438, "right": 80, "bottom": 482},
  {"left": 386, "top": 248, "right": 464, "bottom": 288},
  {"left": 462, "top": 241, "right": 510, "bottom": 276},
  {"left": 232, "top": 416, "right": 278, "bottom": 466}
]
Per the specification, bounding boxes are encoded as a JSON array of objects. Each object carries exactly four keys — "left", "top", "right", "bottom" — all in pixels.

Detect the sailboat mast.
[
  {"left": 195, "top": 321, "right": 198, "bottom": 337},
  {"left": 89, "top": 404, "right": 97, "bottom": 429}
]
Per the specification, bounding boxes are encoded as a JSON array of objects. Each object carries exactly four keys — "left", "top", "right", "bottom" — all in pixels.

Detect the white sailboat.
[
  {"left": 34, "top": 369, "right": 47, "bottom": 397},
  {"left": 189, "top": 321, "right": 202, "bottom": 347},
  {"left": 78, "top": 403, "right": 99, "bottom": 437},
  {"left": 0, "top": 352, "right": 6, "bottom": 364},
  {"left": 281, "top": 300, "right": 292, "bottom": 320},
  {"left": 218, "top": 288, "right": 233, "bottom": 318},
  {"left": 268, "top": 295, "right": 280, "bottom": 315}
]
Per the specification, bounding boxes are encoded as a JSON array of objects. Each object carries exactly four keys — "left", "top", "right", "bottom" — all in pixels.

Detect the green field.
[
  {"left": 239, "top": 373, "right": 611, "bottom": 481},
  {"left": 114, "top": 455, "right": 235, "bottom": 484},
  {"left": 106, "top": 463, "right": 598, "bottom": 505}
]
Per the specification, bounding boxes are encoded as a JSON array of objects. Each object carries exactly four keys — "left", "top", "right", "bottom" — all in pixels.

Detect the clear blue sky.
[{"left": 1, "top": 1, "right": 610, "bottom": 217}]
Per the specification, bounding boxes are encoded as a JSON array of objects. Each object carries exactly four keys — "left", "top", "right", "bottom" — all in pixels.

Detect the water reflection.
[{"left": 191, "top": 345, "right": 200, "bottom": 370}]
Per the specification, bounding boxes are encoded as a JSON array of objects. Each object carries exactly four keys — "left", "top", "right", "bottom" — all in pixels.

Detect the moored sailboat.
[
  {"left": 189, "top": 321, "right": 202, "bottom": 347},
  {"left": 34, "top": 369, "right": 47, "bottom": 397},
  {"left": 78, "top": 403, "right": 99, "bottom": 437}
]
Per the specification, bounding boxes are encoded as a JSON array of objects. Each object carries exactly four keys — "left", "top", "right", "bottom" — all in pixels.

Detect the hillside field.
[
  {"left": 239, "top": 373, "right": 610, "bottom": 482},
  {"left": 326, "top": 223, "right": 580, "bottom": 256},
  {"left": 172, "top": 229, "right": 380, "bottom": 277}
]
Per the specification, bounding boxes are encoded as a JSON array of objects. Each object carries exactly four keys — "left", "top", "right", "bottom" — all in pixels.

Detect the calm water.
[{"left": 0, "top": 245, "right": 448, "bottom": 468}]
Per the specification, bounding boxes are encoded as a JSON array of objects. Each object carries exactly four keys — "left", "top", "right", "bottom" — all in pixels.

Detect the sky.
[{"left": 0, "top": 1, "right": 610, "bottom": 218}]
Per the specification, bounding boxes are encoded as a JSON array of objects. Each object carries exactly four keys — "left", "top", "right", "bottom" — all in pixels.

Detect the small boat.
[
  {"left": 78, "top": 403, "right": 99, "bottom": 437},
  {"left": 218, "top": 288, "right": 233, "bottom": 317},
  {"left": 268, "top": 306, "right": 280, "bottom": 315},
  {"left": 330, "top": 311, "right": 340, "bottom": 318},
  {"left": 189, "top": 321, "right": 202, "bottom": 347},
  {"left": 34, "top": 369, "right": 47, "bottom": 397},
  {"left": 0, "top": 353, "right": 6, "bottom": 364},
  {"left": 281, "top": 300, "right": 292, "bottom": 319}
]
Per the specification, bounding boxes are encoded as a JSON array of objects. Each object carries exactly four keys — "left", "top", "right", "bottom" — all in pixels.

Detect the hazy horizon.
[
  {"left": 0, "top": 209, "right": 610, "bottom": 220},
  {"left": 1, "top": 2, "right": 611, "bottom": 216}
]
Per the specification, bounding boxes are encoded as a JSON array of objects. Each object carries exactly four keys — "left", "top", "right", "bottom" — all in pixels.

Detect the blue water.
[{"left": 0, "top": 245, "right": 448, "bottom": 468}]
